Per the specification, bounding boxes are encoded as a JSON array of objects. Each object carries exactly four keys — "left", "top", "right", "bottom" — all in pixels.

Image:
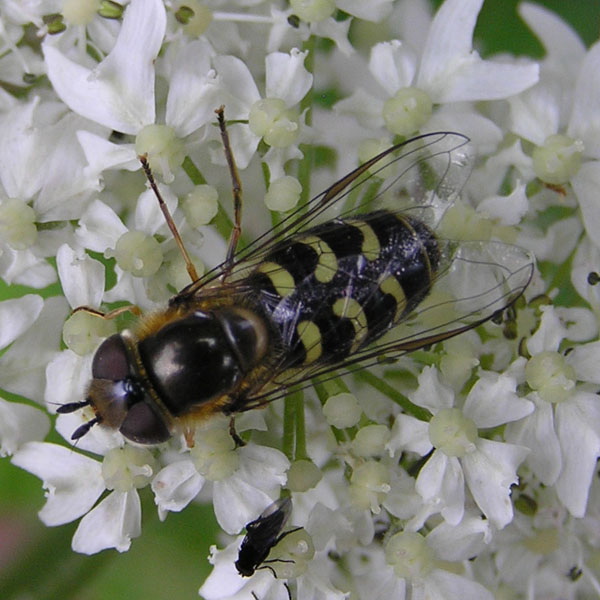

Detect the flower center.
[
  {"left": 348, "top": 460, "right": 390, "bottom": 512},
  {"left": 532, "top": 134, "right": 583, "bottom": 185},
  {"left": 62, "top": 0, "right": 101, "bottom": 26},
  {"left": 0, "top": 199, "right": 37, "bottom": 250},
  {"left": 102, "top": 447, "right": 156, "bottom": 493},
  {"left": 523, "top": 528, "right": 560, "bottom": 555},
  {"left": 248, "top": 98, "right": 299, "bottom": 148},
  {"left": 382, "top": 87, "right": 432, "bottom": 137},
  {"left": 62, "top": 311, "right": 116, "bottom": 356},
  {"left": 525, "top": 351, "right": 575, "bottom": 403},
  {"left": 190, "top": 428, "right": 239, "bottom": 481},
  {"left": 182, "top": 185, "right": 219, "bottom": 227},
  {"left": 174, "top": 1, "right": 213, "bottom": 36},
  {"left": 385, "top": 531, "right": 435, "bottom": 579},
  {"left": 428, "top": 408, "right": 478, "bottom": 457},
  {"left": 289, "top": 0, "right": 336, "bottom": 23},
  {"left": 265, "top": 176, "right": 302, "bottom": 212},
  {"left": 108, "top": 231, "right": 163, "bottom": 278},
  {"left": 135, "top": 125, "right": 185, "bottom": 183}
]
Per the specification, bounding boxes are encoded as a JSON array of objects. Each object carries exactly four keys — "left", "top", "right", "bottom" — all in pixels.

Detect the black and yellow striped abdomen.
[{"left": 247, "top": 210, "right": 440, "bottom": 368}]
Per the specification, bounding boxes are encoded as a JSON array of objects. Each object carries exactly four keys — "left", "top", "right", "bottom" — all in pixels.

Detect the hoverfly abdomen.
[{"left": 247, "top": 209, "right": 440, "bottom": 368}]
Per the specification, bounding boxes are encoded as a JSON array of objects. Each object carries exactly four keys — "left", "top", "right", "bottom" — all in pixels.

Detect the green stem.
[
  {"left": 283, "top": 395, "right": 296, "bottom": 461},
  {"left": 292, "top": 391, "right": 307, "bottom": 460},
  {"left": 355, "top": 370, "right": 432, "bottom": 421}
]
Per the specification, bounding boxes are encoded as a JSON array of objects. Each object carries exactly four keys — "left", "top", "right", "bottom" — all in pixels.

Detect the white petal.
[
  {"left": 430, "top": 58, "right": 539, "bottom": 103},
  {"left": 387, "top": 413, "right": 431, "bottom": 456},
  {"left": 334, "top": 88, "right": 385, "bottom": 130},
  {"left": 0, "top": 399, "right": 49, "bottom": 456},
  {"left": 568, "top": 42, "right": 600, "bottom": 158},
  {"left": 266, "top": 49, "right": 313, "bottom": 107},
  {"left": 213, "top": 444, "right": 289, "bottom": 534},
  {"left": 369, "top": 41, "right": 417, "bottom": 96},
  {"left": 43, "top": 0, "right": 165, "bottom": 133},
  {"left": 409, "top": 366, "right": 454, "bottom": 412},
  {"left": 12, "top": 442, "right": 104, "bottom": 525},
  {"left": 464, "top": 371, "right": 533, "bottom": 428},
  {"left": 418, "top": 0, "right": 538, "bottom": 102},
  {"left": 151, "top": 459, "right": 204, "bottom": 515},
  {"left": 427, "top": 107, "right": 502, "bottom": 155},
  {"left": 165, "top": 39, "right": 220, "bottom": 137},
  {"left": 477, "top": 182, "right": 529, "bottom": 226},
  {"left": 0, "top": 247, "right": 57, "bottom": 288},
  {"left": 0, "top": 296, "right": 68, "bottom": 401},
  {"left": 337, "top": 0, "right": 393, "bottom": 21},
  {"left": 573, "top": 161, "right": 600, "bottom": 248},
  {"left": 519, "top": 3, "right": 586, "bottom": 69},
  {"left": 77, "top": 130, "right": 139, "bottom": 178},
  {"left": 34, "top": 113, "right": 105, "bottom": 221},
  {"left": 212, "top": 55, "right": 260, "bottom": 116},
  {"left": 427, "top": 569, "right": 494, "bottom": 600},
  {"left": 567, "top": 340, "right": 600, "bottom": 383},
  {"left": 527, "top": 305, "right": 567, "bottom": 355},
  {"left": 462, "top": 439, "right": 528, "bottom": 529},
  {"left": 508, "top": 82, "right": 561, "bottom": 145},
  {"left": 72, "top": 489, "right": 141, "bottom": 554},
  {"left": 56, "top": 244, "right": 105, "bottom": 309},
  {"left": 213, "top": 476, "right": 276, "bottom": 536},
  {"left": 135, "top": 186, "right": 177, "bottom": 236},
  {"left": 0, "top": 97, "right": 45, "bottom": 198},
  {"left": 311, "top": 18, "right": 354, "bottom": 57},
  {"left": 75, "top": 199, "right": 127, "bottom": 252},
  {"left": 0, "top": 294, "right": 43, "bottom": 349},
  {"left": 427, "top": 515, "right": 490, "bottom": 561},
  {"left": 555, "top": 396, "right": 600, "bottom": 517},
  {"left": 555, "top": 306, "right": 598, "bottom": 344},
  {"left": 505, "top": 396, "right": 561, "bottom": 485},
  {"left": 416, "top": 451, "right": 465, "bottom": 524},
  {"left": 418, "top": 0, "right": 482, "bottom": 90}
]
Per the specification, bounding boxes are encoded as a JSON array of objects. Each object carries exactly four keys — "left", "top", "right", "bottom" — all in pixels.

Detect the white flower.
[
  {"left": 391, "top": 366, "right": 532, "bottom": 528},
  {"left": 153, "top": 431, "right": 289, "bottom": 535},
  {"left": 335, "top": 0, "right": 538, "bottom": 142},
  {"left": 214, "top": 47, "right": 313, "bottom": 178},
  {"left": 12, "top": 441, "right": 157, "bottom": 554},
  {"left": 506, "top": 305, "right": 600, "bottom": 517}
]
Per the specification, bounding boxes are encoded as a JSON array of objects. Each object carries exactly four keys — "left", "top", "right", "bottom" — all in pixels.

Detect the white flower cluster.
[{"left": 0, "top": 0, "right": 599, "bottom": 599}]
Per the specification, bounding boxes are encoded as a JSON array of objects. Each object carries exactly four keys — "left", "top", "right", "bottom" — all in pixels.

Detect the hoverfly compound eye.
[
  {"left": 119, "top": 401, "right": 171, "bottom": 444},
  {"left": 92, "top": 334, "right": 130, "bottom": 380}
]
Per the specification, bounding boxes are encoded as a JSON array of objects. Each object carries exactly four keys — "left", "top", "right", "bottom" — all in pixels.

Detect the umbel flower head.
[{"left": 1, "top": 0, "right": 600, "bottom": 599}]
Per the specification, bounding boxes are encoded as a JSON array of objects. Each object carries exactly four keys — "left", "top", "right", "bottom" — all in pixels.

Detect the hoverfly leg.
[
  {"left": 229, "top": 416, "right": 246, "bottom": 448},
  {"left": 139, "top": 153, "right": 200, "bottom": 283},
  {"left": 215, "top": 106, "right": 243, "bottom": 274},
  {"left": 71, "top": 304, "right": 142, "bottom": 319},
  {"left": 184, "top": 428, "right": 195, "bottom": 448}
]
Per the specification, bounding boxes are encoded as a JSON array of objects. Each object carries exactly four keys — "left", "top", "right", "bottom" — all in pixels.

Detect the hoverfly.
[
  {"left": 58, "top": 108, "right": 534, "bottom": 444},
  {"left": 236, "top": 496, "right": 298, "bottom": 577}
]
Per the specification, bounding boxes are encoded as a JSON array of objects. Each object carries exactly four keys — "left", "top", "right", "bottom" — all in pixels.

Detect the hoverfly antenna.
[
  {"left": 138, "top": 153, "right": 199, "bottom": 283},
  {"left": 71, "top": 416, "right": 101, "bottom": 440},
  {"left": 56, "top": 399, "right": 91, "bottom": 414}
]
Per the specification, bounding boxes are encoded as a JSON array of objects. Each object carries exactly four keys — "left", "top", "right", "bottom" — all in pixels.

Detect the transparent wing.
[
  {"left": 238, "top": 239, "right": 533, "bottom": 409},
  {"left": 175, "top": 131, "right": 472, "bottom": 300}
]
